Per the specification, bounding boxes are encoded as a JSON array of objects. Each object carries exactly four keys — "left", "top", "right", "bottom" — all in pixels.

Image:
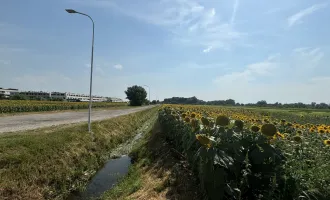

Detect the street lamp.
[
  {"left": 65, "top": 9, "right": 95, "bottom": 134},
  {"left": 143, "top": 85, "right": 150, "bottom": 104}
]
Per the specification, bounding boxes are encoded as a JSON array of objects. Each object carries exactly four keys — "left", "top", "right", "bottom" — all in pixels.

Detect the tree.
[
  {"left": 256, "top": 100, "right": 267, "bottom": 107},
  {"left": 125, "top": 85, "right": 147, "bottom": 106}
]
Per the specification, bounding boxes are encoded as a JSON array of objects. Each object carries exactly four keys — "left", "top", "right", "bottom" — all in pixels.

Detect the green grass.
[
  {"left": 0, "top": 106, "right": 158, "bottom": 200},
  {"left": 101, "top": 120, "right": 203, "bottom": 200},
  {"left": 100, "top": 115, "right": 158, "bottom": 200}
]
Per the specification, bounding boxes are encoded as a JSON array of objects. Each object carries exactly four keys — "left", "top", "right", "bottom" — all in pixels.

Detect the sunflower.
[
  {"left": 281, "top": 119, "right": 286, "bottom": 123},
  {"left": 251, "top": 125, "right": 260, "bottom": 132},
  {"left": 184, "top": 117, "right": 190, "bottom": 123},
  {"left": 261, "top": 124, "right": 277, "bottom": 137},
  {"left": 287, "top": 122, "right": 293, "bottom": 127},
  {"left": 234, "top": 120, "right": 244, "bottom": 130},
  {"left": 293, "top": 135, "right": 302, "bottom": 143},
  {"left": 216, "top": 115, "right": 230, "bottom": 126},
  {"left": 190, "top": 112, "right": 196, "bottom": 118},
  {"left": 181, "top": 113, "right": 186, "bottom": 118},
  {"left": 201, "top": 117, "right": 210, "bottom": 126},
  {"left": 191, "top": 119, "right": 198, "bottom": 128},
  {"left": 277, "top": 132, "right": 285, "bottom": 139},
  {"left": 319, "top": 129, "right": 325, "bottom": 134},
  {"left": 297, "top": 130, "right": 302, "bottom": 135},
  {"left": 323, "top": 139, "right": 330, "bottom": 146},
  {"left": 196, "top": 134, "right": 212, "bottom": 148}
]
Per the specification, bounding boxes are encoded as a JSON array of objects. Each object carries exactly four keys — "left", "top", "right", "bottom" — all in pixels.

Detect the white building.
[
  {"left": 50, "top": 92, "right": 66, "bottom": 100},
  {"left": 1, "top": 87, "right": 123, "bottom": 102},
  {"left": 63, "top": 92, "right": 108, "bottom": 102},
  {"left": 0, "top": 88, "right": 19, "bottom": 98},
  {"left": 108, "top": 97, "right": 124, "bottom": 102},
  {"left": 19, "top": 91, "right": 51, "bottom": 99}
]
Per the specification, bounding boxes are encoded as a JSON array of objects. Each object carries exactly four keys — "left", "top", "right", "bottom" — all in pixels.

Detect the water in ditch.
[
  {"left": 67, "top": 121, "right": 150, "bottom": 200},
  {"left": 68, "top": 155, "right": 132, "bottom": 200}
]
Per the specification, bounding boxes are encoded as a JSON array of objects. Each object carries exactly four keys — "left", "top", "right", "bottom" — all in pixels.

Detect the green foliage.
[
  {"left": 9, "top": 94, "right": 28, "bottom": 100},
  {"left": 125, "top": 85, "right": 147, "bottom": 106},
  {"left": 158, "top": 107, "right": 320, "bottom": 200}
]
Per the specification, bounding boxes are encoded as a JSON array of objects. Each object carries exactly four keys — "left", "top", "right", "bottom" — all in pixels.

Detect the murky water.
[
  {"left": 67, "top": 119, "right": 151, "bottom": 200},
  {"left": 68, "top": 155, "right": 132, "bottom": 200}
]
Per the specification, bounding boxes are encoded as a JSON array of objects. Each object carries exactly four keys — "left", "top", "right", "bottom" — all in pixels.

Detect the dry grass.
[{"left": 0, "top": 107, "right": 158, "bottom": 200}]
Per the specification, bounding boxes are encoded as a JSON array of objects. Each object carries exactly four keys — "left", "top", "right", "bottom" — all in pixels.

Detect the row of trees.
[{"left": 163, "top": 96, "right": 330, "bottom": 109}]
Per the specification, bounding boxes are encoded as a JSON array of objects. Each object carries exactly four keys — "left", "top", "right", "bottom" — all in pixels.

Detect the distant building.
[
  {"left": 1, "top": 87, "right": 123, "bottom": 102},
  {"left": 19, "top": 91, "right": 51, "bottom": 99},
  {"left": 0, "top": 88, "right": 19, "bottom": 98},
  {"left": 50, "top": 92, "right": 66, "bottom": 100},
  {"left": 108, "top": 97, "right": 124, "bottom": 102}
]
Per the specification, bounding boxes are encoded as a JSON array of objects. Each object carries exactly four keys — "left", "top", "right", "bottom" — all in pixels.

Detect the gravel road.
[{"left": 0, "top": 106, "right": 154, "bottom": 134}]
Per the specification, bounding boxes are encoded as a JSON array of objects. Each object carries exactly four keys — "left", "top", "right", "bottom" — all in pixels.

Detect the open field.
[
  {"left": 0, "top": 100, "right": 127, "bottom": 114},
  {"left": 0, "top": 105, "right": 154, "bottom": 133},
  {"left": 156, "top": 104, "right": 330, "bottom": 200},
  {"left": 0, "top": 106, "right": 158, "bottom": 200}
]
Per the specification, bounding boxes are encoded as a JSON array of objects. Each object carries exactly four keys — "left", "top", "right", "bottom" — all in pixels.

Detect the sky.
[{"left": 1, "top": 0, "right": 330, "bottom": 104}]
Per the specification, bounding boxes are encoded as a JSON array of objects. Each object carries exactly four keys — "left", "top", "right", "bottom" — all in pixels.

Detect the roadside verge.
[{"left": 0, "top": 106, "right": 158, "bottom": 200}]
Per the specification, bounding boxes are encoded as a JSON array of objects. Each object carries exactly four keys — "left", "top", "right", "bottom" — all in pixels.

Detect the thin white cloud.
[
  {"left": 214, "top": 57, "right": 277, "bottom": 84},
  {"left": 114, "top": 64, "right": 123, "bottom": 70},
  {"left": 76, "top": 0, "right": 243, "bottom": 51},
  {"left": 202, "top": 46, "right": 213, "bottom": 53},
  {"left": 292, "top": 47, "right": 324, "bottom": 68},
  {"left": 288, "top": 3, "right": 327, "bottom": 27},
  {"left": 230, "top": 0, "right": 239, "bottom": 26}
]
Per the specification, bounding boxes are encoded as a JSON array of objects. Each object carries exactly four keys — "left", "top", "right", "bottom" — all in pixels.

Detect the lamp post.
[
  {"left": 65, "top": 9, "right": 95, "bottom": 134},
  {"left": 143, "top": 85, "right": 150, "bottom": 104}
]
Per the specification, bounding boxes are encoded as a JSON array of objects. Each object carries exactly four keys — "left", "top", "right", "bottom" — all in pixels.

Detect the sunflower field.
[
  {"left": 158, "top": 104, "right": 330, "bottom": 200},
  {"left": 0, "top": 100, "right": 127, "bottom": 113}
]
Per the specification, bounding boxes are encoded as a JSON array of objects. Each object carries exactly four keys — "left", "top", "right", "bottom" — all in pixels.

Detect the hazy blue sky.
[{"left": 1, "top": 0, "right": 330, "bottom": 103}]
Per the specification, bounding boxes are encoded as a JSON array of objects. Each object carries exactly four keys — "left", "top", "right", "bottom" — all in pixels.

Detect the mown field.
[
  {"left": 0, "top": 100, "right": 127, "bottom": 113},
  {"left": 158, "top": 104, "right": 330, "bottom": 200}
]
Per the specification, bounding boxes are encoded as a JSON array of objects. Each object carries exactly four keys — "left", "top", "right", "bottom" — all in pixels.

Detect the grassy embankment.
[
  {"left": 101, "top": 121, "right": 203, "bottom": 200},
  {"left": 0, "top": 106, "right": 158, "bottom": 200}
]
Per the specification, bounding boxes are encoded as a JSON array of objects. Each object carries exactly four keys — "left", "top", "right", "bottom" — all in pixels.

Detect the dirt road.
[{"left": 0, "top": 106, "right": 154, "bottom": 133}]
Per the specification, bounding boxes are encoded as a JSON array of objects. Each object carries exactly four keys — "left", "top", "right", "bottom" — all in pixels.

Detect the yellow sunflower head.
[
  {"left": 190, "top": 112, "right": 196, "bottom": 118},
  {"left": 277, "top": 132, "right": 285, "bottom": 139},
  {"left": 184, "top": 117, "right": 190, "bottom": 123},
  {"left": 323, "top": 139, "right": 330, "bottom": 146},
  {"left": 196, "top": 134, "right": 212, "bottom": 148}
]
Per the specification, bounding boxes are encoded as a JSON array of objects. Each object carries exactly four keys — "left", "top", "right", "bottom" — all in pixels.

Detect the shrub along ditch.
[{"left": 0, "top": 107, "right": 158, "bottom": 200}]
